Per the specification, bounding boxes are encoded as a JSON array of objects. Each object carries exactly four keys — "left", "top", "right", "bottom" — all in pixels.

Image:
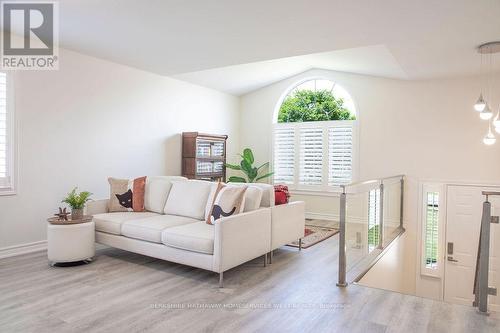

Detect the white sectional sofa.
[{"left": 86, "top": 176, "right": 305, "bottom": 287}]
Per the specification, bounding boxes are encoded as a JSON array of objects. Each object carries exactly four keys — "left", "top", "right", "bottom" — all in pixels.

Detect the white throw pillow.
[
  {"left": 204, "top": 182, "right": 221, "bottom": 220},
  {"left": 164, "top": 180, "right": 213, "bottom": 220},
  {"left": 144, "top": 176, "right": 187, "bottom": 214},
  {"left": 247, "top": 183, "right": 275, "bottom": 207},
  {"left": 243, "top": 186, "right": 263, "bottom": 212}
]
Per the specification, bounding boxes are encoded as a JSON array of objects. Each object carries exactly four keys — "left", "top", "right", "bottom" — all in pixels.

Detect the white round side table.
[{"left": 47, "top": 218, "right": 95, "bottom": 266}]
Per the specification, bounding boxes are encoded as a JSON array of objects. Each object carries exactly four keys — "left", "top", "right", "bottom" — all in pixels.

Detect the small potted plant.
[{"left": 62, "top": 187, "right": 93, "bottom": 220}]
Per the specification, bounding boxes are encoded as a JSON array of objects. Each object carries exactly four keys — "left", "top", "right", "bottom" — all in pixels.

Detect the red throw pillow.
[
  {"left": 275, "top": 191, "right": 288, "bottom": 205},
  {"left": 274, "top": 185, "right": 290, "bottom": 205}
]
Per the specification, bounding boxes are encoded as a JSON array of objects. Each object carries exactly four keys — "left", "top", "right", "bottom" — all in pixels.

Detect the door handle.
[{"left": 447, "top": 256, "right": 458, "bottom": 262}]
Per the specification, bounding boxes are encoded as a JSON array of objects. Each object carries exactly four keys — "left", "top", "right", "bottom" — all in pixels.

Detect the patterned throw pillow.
[
  {"left": 108, "top": 176, "right": 147, "bottom": 212},
  {"left": 206, "top": 182, "right": 247, "bottom": 225}
]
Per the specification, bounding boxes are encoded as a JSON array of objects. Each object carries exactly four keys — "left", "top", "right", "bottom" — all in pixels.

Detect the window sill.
[
  {"left": 420, "top": 271, "right": 441, "bottom": 279},
  {"left": 290, "top": 189, "right": 342, "bottom": 197},
  {"left": 0, "top": 187, "right": 16, "bottom": 196}
]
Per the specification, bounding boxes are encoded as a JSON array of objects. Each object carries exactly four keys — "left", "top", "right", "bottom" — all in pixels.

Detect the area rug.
[{"left": 287, "top": 225, "right": 339, "bottom": 249}]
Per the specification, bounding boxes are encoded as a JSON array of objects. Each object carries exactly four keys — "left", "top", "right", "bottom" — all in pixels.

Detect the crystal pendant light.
[
  {"left": 483, "top": 124, "right": 496, "bottom": 145},
  {"left": 479, "top": 103, "right": 493, "bottom": 120},
  {"left": 474, "top": 93, "right": 486, "bottom": 112}
]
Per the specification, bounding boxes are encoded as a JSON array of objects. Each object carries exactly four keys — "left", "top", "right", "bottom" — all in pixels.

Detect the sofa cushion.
[
  {"left": 161, "top": 222, "right": 214, "bottom": 254},
  {"left": 94, "top": 212, "right": 159, "bottom": 235},
  {"left": 164, "top": 180, "right": 213, "bottom": 220},
  {"left": 204, "top": 182, "right": 221, "bottom": 220},
  {"left": 121, "top": 215, "right": 200, "bottom": 243},
  {"left": 226, "top": 183, "right": 274, "bottom": 208},
  {"left": 257, "top": 184, "right": 275, "bottom": 207},
  {"left": 243, "top": 186, "right": 263, "bottom": 212},
  {"left": 144, "top": 176, "right": 187, "bottom": 214}
]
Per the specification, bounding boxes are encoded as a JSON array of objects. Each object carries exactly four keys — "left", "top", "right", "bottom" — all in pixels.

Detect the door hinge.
[
  {"left": 491, "top": 216, "right": 499, "bottom": 224},
  {"left": 488, "top": 287, "right": 497, "bottom": 296}
]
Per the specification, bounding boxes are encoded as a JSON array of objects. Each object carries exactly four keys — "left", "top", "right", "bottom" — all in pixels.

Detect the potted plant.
[
  {"left": 62, "top": 187, "right": 93, "bottom": 220},
  {"left": 226, "top": 148, "right": 273, "bottom": 183}
]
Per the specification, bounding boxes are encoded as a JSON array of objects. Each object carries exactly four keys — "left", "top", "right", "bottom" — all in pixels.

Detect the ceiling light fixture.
[
  {"left": 483, "top": 123, "right": 497, "bottom": 145},
  {"left": 494, "top": 106, "right": 500, "bottom": 132},
  {"left": 480, "top": 103, "right": 493, "bottom": 120},
  {"left": 474, "top": 51, "right": 486, "bottom": 112},
  {"left": 474, "top": 94, "right": 486, "bottom": 112},
  {"left": 476, "top": 42, "right": 500, "bottom": 145}
]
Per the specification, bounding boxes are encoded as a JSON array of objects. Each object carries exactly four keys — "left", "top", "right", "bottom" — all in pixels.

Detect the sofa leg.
[
  {"left": 269, "top": 251, "right": 273, "bottom": 264},
  {"left": 264, "top": 253, "right": 267, "bottom": 267},
  {"left": 299, "top": 238, "right": 303, "bottom": 251},
  {"left": 219, "top": 272, "right": 224, "bottom": 288}
]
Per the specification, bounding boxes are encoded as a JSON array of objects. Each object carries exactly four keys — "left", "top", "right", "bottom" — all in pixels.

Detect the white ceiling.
[
  {"left": 173, "top": 45, "right": 408, "bottom": 95},
  {"left": 11, "top": 0, "right": 500, "bottom": 94}
]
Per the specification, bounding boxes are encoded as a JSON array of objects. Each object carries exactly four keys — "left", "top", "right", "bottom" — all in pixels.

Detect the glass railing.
[{"left": 337, "top": 175, "right": 405, "bottom": 286}]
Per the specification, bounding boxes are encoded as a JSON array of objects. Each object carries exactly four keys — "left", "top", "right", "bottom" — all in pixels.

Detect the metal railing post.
[
  {"left": 478, "top": 199, "right": 492, "bottom": 313},
  {"left": 337, "top": 186, "right": 347, "bottom": 287},
  {"left": 378, "top": 182, "right": 384, "bottom": 249},
  {"left": 400, "top": 177, "right": 404, "bottom": 230}
]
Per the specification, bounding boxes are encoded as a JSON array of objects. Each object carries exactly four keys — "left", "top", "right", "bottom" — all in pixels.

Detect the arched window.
[{"left": 273, "top": 79, "right": 356, "bottom": 190}]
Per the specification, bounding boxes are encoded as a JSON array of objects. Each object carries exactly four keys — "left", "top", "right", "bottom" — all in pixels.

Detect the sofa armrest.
[
  {"left": 85, "top": 199, "right": 109, "bottom": 215},
  {"left": 270, "top": 201, "right": 305, "bottom": 250},
  {"left": 212, "top": 208, "right": 271, "bottom": 273}
]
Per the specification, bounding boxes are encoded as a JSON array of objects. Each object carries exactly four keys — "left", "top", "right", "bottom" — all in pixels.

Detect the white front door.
[{"left": 444, "top": 185, "right": 500, "bottom": 312}]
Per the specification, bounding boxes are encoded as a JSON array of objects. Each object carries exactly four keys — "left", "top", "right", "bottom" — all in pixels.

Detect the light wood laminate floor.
[{"left": 1, "top": 235, "right": 499, "bottom": 333}]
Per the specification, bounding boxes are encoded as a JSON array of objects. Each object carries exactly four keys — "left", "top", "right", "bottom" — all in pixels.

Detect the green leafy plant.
[
  {"left": 226, "top": 148, "right": 273, "bottom": 183},
  {"left": 278, "top": 89, "right": 356, "bottom": 123},
  {"left": 62, "top": 187, "right": 93, "bottom": 209}
]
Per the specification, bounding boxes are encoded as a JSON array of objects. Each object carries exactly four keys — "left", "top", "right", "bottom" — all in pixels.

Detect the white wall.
[
  {"left": 0, "top": 49, "right": 240, "bottom": 249},
  {"left": 239, "top": 68, "right": 500, "bottom": 296},
  {"left": 358, "top": 233, "right": 414, "bottom": 293}
]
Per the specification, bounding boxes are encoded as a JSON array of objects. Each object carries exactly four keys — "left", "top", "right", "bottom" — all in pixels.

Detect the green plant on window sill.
[{"left": 226, "top": 148, "right": 273, "bottom": 183}]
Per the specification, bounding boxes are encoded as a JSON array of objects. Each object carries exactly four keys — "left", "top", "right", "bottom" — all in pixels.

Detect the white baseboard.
[
  {"left": 0, "top": 240, "right": 47, "bottom": 259},
  {"left": 305, "top": 212, "right": 367, "bottom": 224},
  {"left": 306, "top": 212, "right": 338, "bottom": 221}
]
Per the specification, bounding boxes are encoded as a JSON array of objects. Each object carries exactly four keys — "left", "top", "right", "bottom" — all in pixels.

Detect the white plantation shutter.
[
  {"left": 0, "top": 72, "right": 13, "bottom": 192},
  {"left": 299, "top": 127, "right": 323, "bottom": 185},
  {"left": 328, "top": 125, "right": 353, "bottom": 185},
  {"left": 424, "top": 192, "right": 439, "bottom": 269},
  {"left": 420, "top": 184, "right": 443, "bottom": 277},
  {"left": 273, "top": 127, "right": 295, "bottom": 184},
  {"left": 368, "top": 188, "right": 381, "bottom": 251},
  {"left": 0, "top": 73, "right": 7, "bottom": 186},
  {"left": 273, "top": 120, "right": 355, "bottom": 190}
]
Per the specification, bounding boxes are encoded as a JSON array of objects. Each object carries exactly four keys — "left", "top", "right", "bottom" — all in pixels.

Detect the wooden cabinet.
[{"left": 182, "top": 132, "right": 228, "bottom": 181}]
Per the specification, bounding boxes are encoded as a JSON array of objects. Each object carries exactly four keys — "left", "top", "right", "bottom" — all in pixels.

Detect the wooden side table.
[{"left": 47, "top": 216, "right": 95, "bottom": 266}]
